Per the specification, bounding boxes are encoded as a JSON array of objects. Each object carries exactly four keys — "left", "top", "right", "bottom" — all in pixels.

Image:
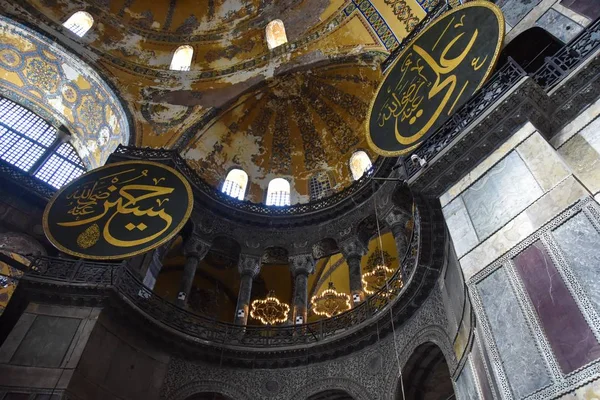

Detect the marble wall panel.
[
  {"left": 471, "top": 337, "right": 495, "bottom": 400},
  {"left": 559, "top": 134, "right": 600, "bottom": 196},
  {"left": 560, "top": 0, "right": 600, "bottom": 20},
  {"left": 536, "top": 8, "right": 584, "bottom": 42},
  {"left": 497, "top": 0, "right": 543, "bottom": 27},
  {"left": 477, "top": 268, "right": 552, "bottom": 398},
  {"left": 454, "top": 360, "right": 478, "bottom": 400},
  {"left": 443, "top": 196, "right": 479, "bottom": 258},
  {"left": 516, "top": 133, "right": 570, "bottom": 192},
  {"left": 514, "top": 241, "right": 600, "bottom": 374},
  {"left": 462, "top": 151, "right": 543, "bottom": 241},
  {"left": 552, "top": 212, "right": 600, "bottom": 316}
]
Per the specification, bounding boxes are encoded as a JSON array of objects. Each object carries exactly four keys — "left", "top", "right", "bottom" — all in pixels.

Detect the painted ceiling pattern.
[
  {"left": 0, "top": 15, "right": 129, "bottom": 168},
  {"left": 183, "top": 62, "right": 382, "bottom": 203},
  {"left": 1, "top": 0, "right": 429, "bottom": 197}
]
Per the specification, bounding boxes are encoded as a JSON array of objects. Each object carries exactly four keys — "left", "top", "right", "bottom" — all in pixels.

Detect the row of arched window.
[
  {"left": 221, "top": 151, "right": 372, "bottom": 206},
  {"left": 0, "top": 97, "right": 86, "bottom": 189},
  {"left": 62, "top": 12, "right": 288, "bottom": 71}
]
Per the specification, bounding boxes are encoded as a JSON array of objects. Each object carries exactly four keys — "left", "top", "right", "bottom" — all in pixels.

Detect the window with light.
[
  {"left": 350, "top": 151, "right": 372, "bottom": 181},
  {"left": 222, "top": 169, "right": 248, "bottom": 201},
  {"left": 0, "top": 97, "right": 86, "bottom": 189},
  {"left": 266, "top": 20, "right": 288, "bottom": 50},
  {"left": 170, "top": 45, "right": 194, "bottom": 71},
  {"left": 63, "top": 11, "right": 94, "bottom": 37},
  {"left": 309, "top": 171, "right": 333, "bottom": 201},
  {"left": 266, "top": 178, "right": 290, "bottom": 206}
]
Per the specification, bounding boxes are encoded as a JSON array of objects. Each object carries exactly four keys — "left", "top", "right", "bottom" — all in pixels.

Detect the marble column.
[
  {"left": 340, "top": 237, "right": 368, "bottom": 305},
  {"left": 289, "top": 254, "right": 315, "bottom": 325},
  {"left": 234, "top": 254, "right": 261, "bottom": 325},
  {"left": 385, "top": 207, "right": 412, "bottom": 276},
  {"left": 175, "top": 236, "right": 211, "bottom": 307},
  {"left": 142, "top": 240, "right": 172, "bottom": 290}
]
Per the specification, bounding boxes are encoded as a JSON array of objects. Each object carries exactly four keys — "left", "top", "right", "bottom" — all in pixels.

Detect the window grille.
[
  {"left": 63, "top": 11, "right": 94, "bottom": 37},
  {"left": 222, "top": 169, "right": 248, "bottom": 200},
  {"left": 266, "top": 178, "right": 290, "bottom": 206},
  {"left": 170, "top": 45, "right": 194, "bottom": 71},
  {"left": 309, "top": 171, "right": 333, "bottom": 201},
  {"left": 0, "top": 97, "right": 86, "bottom": 189}
]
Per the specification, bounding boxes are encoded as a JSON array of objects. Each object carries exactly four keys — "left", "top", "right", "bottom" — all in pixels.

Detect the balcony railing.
[{"left": 13, "top": 209, "right": 419, "bottom": 349}]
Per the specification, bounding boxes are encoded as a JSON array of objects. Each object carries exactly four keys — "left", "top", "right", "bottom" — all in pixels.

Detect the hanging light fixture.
[
  {"left": 362, "top": 264, "right": 395, "bottom": 295},
  {"left": 311, "top": 282, "right": 352, "bottom": 318},
  {"left": 250, "top": 290, "right": 290, "bottom": 325}
]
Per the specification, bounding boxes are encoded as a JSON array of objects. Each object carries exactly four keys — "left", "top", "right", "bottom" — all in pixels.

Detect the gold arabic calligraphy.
[
  {"left": 59, "top": 168, "right": 174, "bottom": 248},
  {"left": 376, "top": 13, "right": 483, "bottom": 146}
]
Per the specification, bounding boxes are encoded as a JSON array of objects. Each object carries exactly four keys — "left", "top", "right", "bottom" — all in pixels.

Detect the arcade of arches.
[{"left": 1, "top": 0, "right": 600, "bottom": 399}]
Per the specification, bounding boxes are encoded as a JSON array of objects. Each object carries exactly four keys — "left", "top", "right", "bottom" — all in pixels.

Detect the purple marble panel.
[{"left": 514, "top": 241, "right": 600, "bottom": 374}]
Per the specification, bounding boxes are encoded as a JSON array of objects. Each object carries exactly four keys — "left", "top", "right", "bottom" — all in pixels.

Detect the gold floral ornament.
[
  {"left": 362, "top": 264, "right": 397, "bottom": 295},
  {"left": 250, "top": 290, "right": 290, "bottom": 325},
  {"left": 311, "top": 282, "right": 352, "bottom": 318}
]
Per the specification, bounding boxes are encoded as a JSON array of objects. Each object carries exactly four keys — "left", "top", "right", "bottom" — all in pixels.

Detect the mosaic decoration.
[
  {"left": 0, "top": 16, "right": 130, "bottom": 169},
  {"left": 383, "top": 0, "right": 421, "bottom": 32},
  {"left": 351, "top": 0, "right": 402, "bottom": 50},
  {"left": 0, "top": 252, "right": 27, "bottom": 316}
]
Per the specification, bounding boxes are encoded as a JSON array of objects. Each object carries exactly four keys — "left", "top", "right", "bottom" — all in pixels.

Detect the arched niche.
[
  {"left": 396, "top": 342, "right": 454, "bottom": 400},
  {"left": 307, "top": 390, "right": 355, "bottom": 400},
  {"left": 185, "top": 392, "right": 233, "bottom": 400},
  {"left": 0, "top": 15, "right": 130, "bottom": 169},
  {"left": 499, "top": 27, "right": 564, "bottom": 73}
]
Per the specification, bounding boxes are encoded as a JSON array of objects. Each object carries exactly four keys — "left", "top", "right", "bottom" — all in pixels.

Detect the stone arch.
[
  {"left": 383, "top": 325, "right": 457, "bottom": 400},
  {"left": 0, "top": 15, "right": 130, "bottom": 168},
  {"left": 167, "top": 380, "right": 252, "bottom": 400},
  {"left": 290, "top": 378, "right": 371, "bottom": 400},
  {"left": 311, "top": 237, "right": 339, "bottom": 260},
  {"left": 307, "top": 389, "right": 355, "bottom": 400}
]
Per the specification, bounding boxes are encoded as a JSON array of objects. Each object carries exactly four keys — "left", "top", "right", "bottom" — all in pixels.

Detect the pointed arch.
[
  {"left": 266, "top": 19, "right": 288, "bottom": 50},
  {"left": 266, "top": 178, "right": 290, "bottom": 206},
  {"left": 170, "top": 45, "right": 194, "bottom": 71},
  {"left": 222, "top": 168, "right": 248, "bottom": 200},
  {"left": 63, "top": 11, "right": 94, "bottom": 37}
]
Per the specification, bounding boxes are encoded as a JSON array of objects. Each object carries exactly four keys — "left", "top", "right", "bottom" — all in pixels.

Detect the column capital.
[
  {"left": 384, "top": 206, "right": 411, "bottom": 229},
  {"left": 289, "top": 253, "right": 315, "bottom": 277},
  {"left": 183, "top": 236, "right": 211, "bottom": 260},
  {"left": 339, "top": 236, "right": 368, "bottom": 259},
  {"left": 238, "top": 254, "right": 261, "bottom": 278}
]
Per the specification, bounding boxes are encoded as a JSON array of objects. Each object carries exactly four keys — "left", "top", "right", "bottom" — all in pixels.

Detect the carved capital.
[
  {"left": 289, "top": 253, "right": 315, "bottom": 277},
  {"left": 339, "top": 236, "right": 368, "bottom": 259},
  {"left": 183, "top": 236, "right": 211, "bottom": 260},
  {"left": 238, "top": 254, "right": 261, "bottom": 278},
  {"left": 384, "top": 207, "right": 411, "bottom": 229}
]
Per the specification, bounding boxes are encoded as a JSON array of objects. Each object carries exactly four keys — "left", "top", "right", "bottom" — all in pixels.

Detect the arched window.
[
  {"left": 266, "top": 178, "right": 290, "bottom": 206},
  {"left": 0, "top": 97, "right": 86, "bottom": 189},
  {"left": 350, "top": 151, "right": 372, "bottom": 180},
  {"left": 170, "top": 45, "right": 194, "bottom": 71},
  {"left": 309, "top": 171, "right": 333, "bottom": 201},
  {"left": 63, "top": 11, "right": 94, "bottom": 37},
  {"left": 222, "top": 168, "right": 248, "bottom": 200},
  {"left": 266, "top": 20, "right": 288, "bottom": 50}
]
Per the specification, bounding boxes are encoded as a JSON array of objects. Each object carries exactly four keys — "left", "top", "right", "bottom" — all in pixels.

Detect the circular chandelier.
[
  {"left": 311, "top": 282, "right": 352, "bottom": 318},
  {"left": 362, "top": 264, "right": 396, "bottom": 295},
  {"left": 250, "top": 290, "right": 290, "bottom": 325}
]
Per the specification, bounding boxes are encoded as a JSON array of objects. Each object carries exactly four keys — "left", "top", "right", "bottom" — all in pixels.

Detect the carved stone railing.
[
  {"left": 532, "top": 17, "right": 600, "bottom": 91},
  {"left": 16, "top": 208, "right": 418, "bottom": 349}
]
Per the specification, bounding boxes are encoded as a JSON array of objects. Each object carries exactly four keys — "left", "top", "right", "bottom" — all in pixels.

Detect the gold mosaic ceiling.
[
  {"left": 2, "top": 0, "right": 429, "bottom": 200},
  {"left": 183, "top": 61, "right": 382, "bottom": 203}
]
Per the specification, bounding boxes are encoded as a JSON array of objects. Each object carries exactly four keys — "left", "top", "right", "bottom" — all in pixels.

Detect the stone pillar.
[
  {"left": 385, "top": 207, "right": 412, "bottom": 262},
  {"left": 141, "top": 241, "right": 172, "bottom": 290},
  {"left": 340, "top": 237, "right": 368, "bottom": 305},
  {"left": 234, "top": 254, "right": 261, "bottom": 325},
  {"left": 175, "top": 236, "right": 211, "bottom": 307},
  {"left": 289, "top": 254, "right": 315, "bottom": 325}
]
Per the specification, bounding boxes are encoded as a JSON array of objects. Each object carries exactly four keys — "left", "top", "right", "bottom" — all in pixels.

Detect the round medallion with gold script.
[
  {"left": 366, "top": 1, "right": 504, "bottom": 156},
  {"left": 43, "top": 161, "right": 193, "bottom": 260}
]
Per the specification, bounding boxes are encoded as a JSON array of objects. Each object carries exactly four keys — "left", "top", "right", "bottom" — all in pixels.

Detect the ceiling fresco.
[
  {"left": 0, "top": 15, "right": 130, "bottom": 168},
  {"left": 183, "top": 62, "right": 383, "bottom": 203},
  {"left": 0, "top": 0, "right": 430, "bottom": 197}
]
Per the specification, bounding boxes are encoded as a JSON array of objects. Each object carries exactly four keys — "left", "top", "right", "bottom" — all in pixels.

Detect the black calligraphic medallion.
[
  {"left": 366, "top": 1, "right": 504, "bottom": 156},
  {"left": 43, "top": 161, "right": 193, "bottom": 260}
]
